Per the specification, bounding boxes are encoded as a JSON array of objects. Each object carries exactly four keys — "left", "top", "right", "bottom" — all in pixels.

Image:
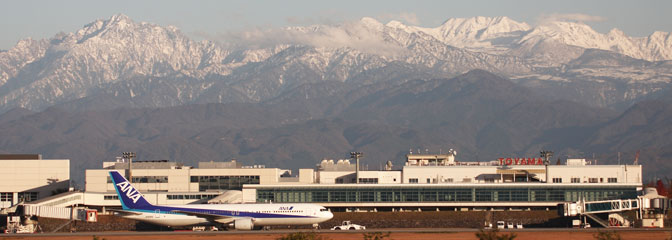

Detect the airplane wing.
[
  {"left": 170, "top": 210, "right": 237, "bottom": 224},
  {"left": 108, "top": 209, "right": 143, "bottom": 215}
]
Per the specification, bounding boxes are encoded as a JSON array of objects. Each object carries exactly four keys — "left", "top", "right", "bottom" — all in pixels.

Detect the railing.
[
  {"left": 561, "top": 198, "right": 640, "bottom": 216},
  {"left": 585, "top": 213, "right": 610, "bottom": 228}
]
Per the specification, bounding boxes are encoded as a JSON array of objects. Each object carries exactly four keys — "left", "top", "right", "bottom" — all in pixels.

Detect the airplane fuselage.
[
  {"left": 120, "top": 203, "right": 333, "bottom": 227},
  {"left": 109, "top": 169, "right": 332, "bottom": 229}
]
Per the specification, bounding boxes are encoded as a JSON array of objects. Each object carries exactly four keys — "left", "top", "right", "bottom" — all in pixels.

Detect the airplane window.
[{"left": 320, "top": 208, "right": 329, "bottom": 212}]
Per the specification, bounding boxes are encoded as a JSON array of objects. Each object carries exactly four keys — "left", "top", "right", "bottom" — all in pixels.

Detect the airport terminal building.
[
  {"left": 0, "top": 155, "right": 70, "bottom": 209},
  {"left": 81, "top": 150, "right": 642, "bottom": 211}
]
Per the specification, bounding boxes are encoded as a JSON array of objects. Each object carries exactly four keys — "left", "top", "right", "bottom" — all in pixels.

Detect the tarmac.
[{"left": 2, "top": 228, "right": 672, "bottom": 240}]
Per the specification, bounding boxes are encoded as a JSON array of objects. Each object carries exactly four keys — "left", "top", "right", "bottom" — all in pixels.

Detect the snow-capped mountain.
[
  {"left": 386, "top": 16, "right": 672, "bottom": 62},
  {"left": 519, "top": 21, "right": 672, "bottom": 61},
  {"left": 0, "top": 14, "right": 227, "bottom": 110},
  {"left": 0, "top": 14, "right": 671, "bottom": 113},
  {"left": 387, "top": 16, "right": 531, "bottom": 52}
]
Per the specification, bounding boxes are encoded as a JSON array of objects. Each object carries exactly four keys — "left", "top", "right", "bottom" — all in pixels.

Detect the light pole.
[
  {"left": 123, "top": 152, "right": 136, "bottom": 183},
  {"left": 540, "top": 150, "right": 553, "bottom": 183},
  {"left": 350, "top": 152, "right": 363, "bottom": 184}
]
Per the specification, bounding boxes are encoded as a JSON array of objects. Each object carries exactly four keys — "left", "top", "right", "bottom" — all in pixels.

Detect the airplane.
[{"left": 108, "top": 170, "right": 333, "bottom": 230}]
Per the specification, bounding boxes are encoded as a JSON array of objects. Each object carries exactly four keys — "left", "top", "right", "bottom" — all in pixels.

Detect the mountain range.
[
  {"left": 1, "top": 14, "right": 671, "bottom": 113},
  {"left": 0, "top": 15, "right": 671, "bottom": 183},
  {"left": 0, "top": 70, "right": 669, "bottom": 183}
]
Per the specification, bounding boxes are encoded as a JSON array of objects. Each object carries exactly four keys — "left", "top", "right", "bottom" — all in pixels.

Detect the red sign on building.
[{"left": 498, "top": 157, "right": 544, "bottom": 165}]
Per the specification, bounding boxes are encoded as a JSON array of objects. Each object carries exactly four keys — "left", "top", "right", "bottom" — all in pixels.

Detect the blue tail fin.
[{"left": 109, "top": 171, "right": 153, "bottom": 210}]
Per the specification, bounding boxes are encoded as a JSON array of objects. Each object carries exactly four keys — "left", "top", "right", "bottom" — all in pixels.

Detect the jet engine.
[{"left": 229, "top": 218, "right": 254, "bottom": 230}]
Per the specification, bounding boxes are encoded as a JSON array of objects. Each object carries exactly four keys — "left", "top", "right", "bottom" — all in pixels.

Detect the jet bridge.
[
  {"left": 559, "top": 188, "right": 670, "bottom": 228},
  {"left": 3, "top": 203, "right": 97, "bottom": 233}
]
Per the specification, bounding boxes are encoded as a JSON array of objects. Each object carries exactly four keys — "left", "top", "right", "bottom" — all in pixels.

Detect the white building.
[
  {"left": 0, "top": 155, "right": 70, "bottom": 208},
  {"left": 82, "top": 158, "right": 315, "bottom": 209},
  {"left": 78, "top": 151, "right": 642, "bottom": 211},
  {"left": 248, "top": 153, "right": 643, "bottom": 209}
]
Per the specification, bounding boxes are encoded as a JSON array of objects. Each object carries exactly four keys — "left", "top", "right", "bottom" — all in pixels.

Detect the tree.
[
  {"left": 277, "top": 232, "right": 328, "bottom": 240},
  {"left": 655, "top": 179, "right": 668, "bottom": 196},
  {"left": 475, "top": 229, "right": 517, "bottom": 240},
  {"left": 593, "top": 231, "right": 622, "bottom": 240},
  {"left": 363, "top": 232, "right": 391, "bottom": 240}
]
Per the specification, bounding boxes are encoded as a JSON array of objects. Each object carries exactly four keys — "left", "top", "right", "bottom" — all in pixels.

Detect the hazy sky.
[{"left": 1, "top": 0, "right": 670, "bottom": 50}]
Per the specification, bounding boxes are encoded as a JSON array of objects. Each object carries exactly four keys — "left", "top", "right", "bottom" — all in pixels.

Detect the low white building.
[
  {"left": 81, "top": 158, "right": 314, "bottom": 209},
  {"left": 402, "top": 163, "right": 641, "bottom": 184},
  {"left": 0, "top": 155, "right": 70, "bottom": 208},
  {"left": 248, "top": 153, "right": 643, "bottom": 209},
  {"left": 77, "top": 151, "right": 643, "bottom": 210}
]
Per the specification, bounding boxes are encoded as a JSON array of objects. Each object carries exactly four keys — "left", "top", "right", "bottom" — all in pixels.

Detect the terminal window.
[
  {"left": 0, "top": 192, "right": 12, "bottom": 202},
  {"left": 552, "top": 178, "right": 562, "bottom": 183},
  {"left": 475, "top": 189, "right": 492, "bottom": 201},
  {"left": 571, "top": 178, "right": 580, "bottom": 183},
  {"left": 108, "top": 176, "right": 168, "bottom": 183},
  {"left": 358, "top": 178, "right": 378, "bottom": 184},
  {"left": 379, "top": 192, "right": 394, "bottom": 202},
  {"left": 132, "top": 176, "right": 168, "bottom": 183},
  {"left": 360, "top": 192, "right": 375, "bottom": 201},
  {"left": 256, "top": 186, "right": 636, "bottom": 203},
  {"left": 589, "top": 178, "right": 598, "bottom": 183},
  {"left": 18, "top": 192, "right": 38, "bottom": 202},
  {"left": 409, "top": 178, "right": 418, "bottom": 183},
  {"left": 167, "top": 194, "right": 218, "bottom": 200},
  {"left": 194, "top": 175, "right": 260, "bottom": 191},
  {"left": 608, "top": 178, "right": 617, "bottom": 183},
  {"left": 104, "top": 195, "right": 119, "bottom": 200}
]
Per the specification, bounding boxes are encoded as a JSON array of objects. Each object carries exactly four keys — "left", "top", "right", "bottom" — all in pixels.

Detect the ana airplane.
[{"left": 109, "top": 170, "right": 333, "bottom": 230}]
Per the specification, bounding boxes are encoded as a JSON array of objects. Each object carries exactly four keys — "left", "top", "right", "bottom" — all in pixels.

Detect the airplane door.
[
  {"left": 155, "top": 209, "right": 161, "bottom": 218},
  {"left": 312, "top": 208, "right": 317, "bottom": 216}
]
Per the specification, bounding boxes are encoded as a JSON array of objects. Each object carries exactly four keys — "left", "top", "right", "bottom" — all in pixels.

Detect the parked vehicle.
[
  {"left": 572, "top": 219, "right": 581, "bottom": 228},
  {"left": 515, "top": 223, "right": 523, "bottom": 229},
  {"left": 496, "top": 221, "right": 505, "bottom": 229},
  {"left": 192, "top": 226, "right": 218, "bottom": 231},
  {"left": 507, "top": 222, "right": 514, "bottom": 229},
  {"left": 331, "top": 221, "right": 366, "bottom": 230}
]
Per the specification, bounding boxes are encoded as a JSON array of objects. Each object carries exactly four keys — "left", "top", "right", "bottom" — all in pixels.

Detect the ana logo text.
[
  {"left": 116, "top": 181, "right": 142, "bottom": 204},
  {"left": 279, "top": 206, "right": 294, "bottom": 210}
]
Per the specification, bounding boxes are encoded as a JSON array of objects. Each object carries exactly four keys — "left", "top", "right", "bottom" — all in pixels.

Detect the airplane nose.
[{"left": 325, "top": 211, "right": 334, "bottom": 220}]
